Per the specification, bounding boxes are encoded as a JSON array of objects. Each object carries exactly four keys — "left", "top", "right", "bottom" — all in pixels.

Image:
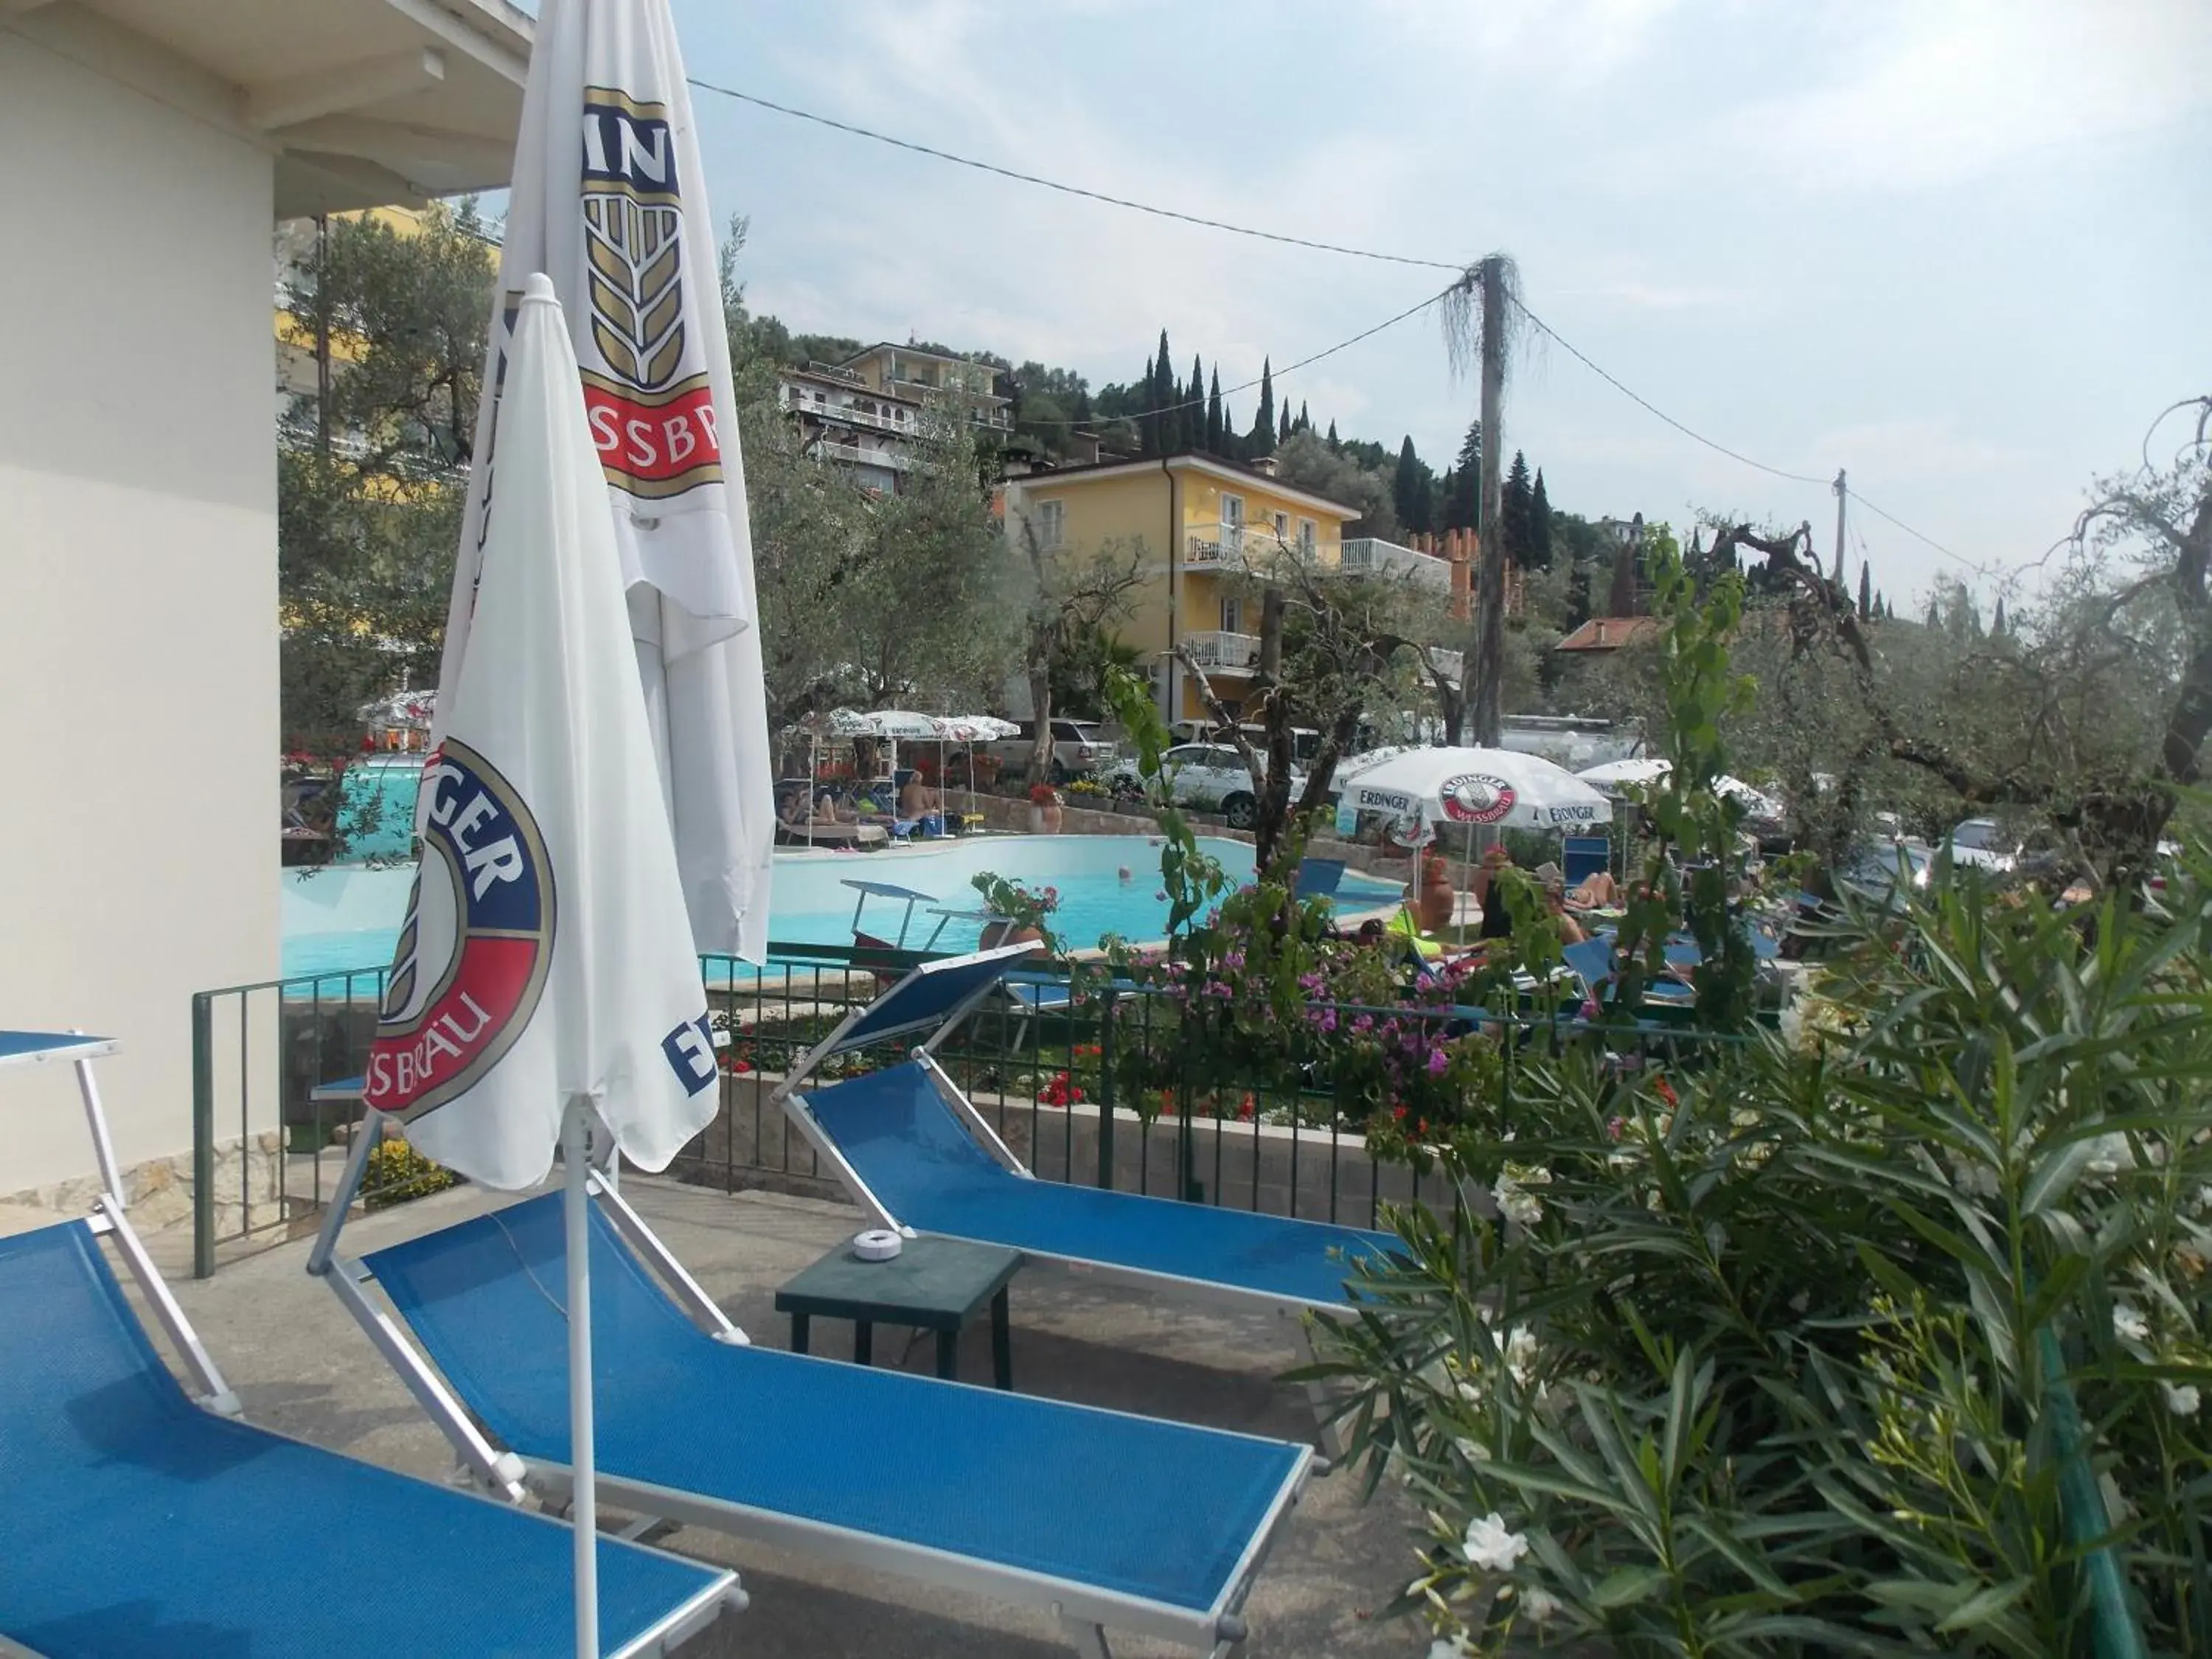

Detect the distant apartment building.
[
  {"left": 836, "top": 341, "right": 1012, "bottom": 432},
  {"left": 774, "top": 363, "right": 924, "bottom": 496},
  {"left": 1002, "top": 453, "right": 1469, "bottom": 722}
]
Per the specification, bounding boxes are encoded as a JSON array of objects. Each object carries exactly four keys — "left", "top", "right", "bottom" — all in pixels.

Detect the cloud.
[{"left": 1724, "top": 0, "right": 2212, "bottom": 191}]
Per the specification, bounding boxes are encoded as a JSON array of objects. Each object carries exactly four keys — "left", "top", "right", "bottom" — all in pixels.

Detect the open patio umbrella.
[
  {"left": 360, "top": 279, "right": 720, "bottom": 1658},
  {"left": 934, "top": 716, "right": 1019, "bottom": 825},
  {"left": 431, "top": 0, "right": 773, "bottom": 967},
  {"left": 1576, "top": 757, "right": 1784, "bottom": 821},
  {"left": 1338, "top": 745, "right": 1613, "bottom": 832}
]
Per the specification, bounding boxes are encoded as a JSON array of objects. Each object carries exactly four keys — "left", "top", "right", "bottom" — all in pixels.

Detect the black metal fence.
[{"left": 189, "top": 943, "right": 1736, "bottom": 1276}]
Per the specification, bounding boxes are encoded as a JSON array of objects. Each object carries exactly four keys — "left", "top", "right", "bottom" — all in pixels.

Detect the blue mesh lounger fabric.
[
  {"left": 0, "top": 1221, "right": 728, "bottom": 1659},
  {"left": 366, "top": 1194, "right": 1307, "bottom": 1620},
  {"left": 800, "top": 1062, "right": 1399, "bottom": 1307}
]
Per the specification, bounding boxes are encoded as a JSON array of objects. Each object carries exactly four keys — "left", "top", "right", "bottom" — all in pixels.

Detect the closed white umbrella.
[
  {"left": 431, "top": 0, "right": 773, "bottom": 965},
  {"left": 362, "top": 278, "right": 720, "bottom": 1658}
]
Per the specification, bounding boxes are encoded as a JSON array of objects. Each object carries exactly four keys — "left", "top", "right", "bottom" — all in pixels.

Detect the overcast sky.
[{"left": 655, "top": 0, "right": 2211, "bottom": 609}]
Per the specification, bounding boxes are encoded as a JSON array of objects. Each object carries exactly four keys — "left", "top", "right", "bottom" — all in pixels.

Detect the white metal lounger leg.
[{"left": 91, "top": 1197, "right": 241, "bottom": 1417}]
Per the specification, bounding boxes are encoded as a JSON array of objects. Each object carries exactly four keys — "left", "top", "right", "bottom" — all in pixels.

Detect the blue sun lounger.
[
  {"left": 772, "top": 947, "right": 1401, "bottom": 1313},
  {"left": 0, "top": 1029, "right": 737, "bottom": 1659},
  {"left": 310, "top": 1119, "right": 1312, "bottom": 1656}
]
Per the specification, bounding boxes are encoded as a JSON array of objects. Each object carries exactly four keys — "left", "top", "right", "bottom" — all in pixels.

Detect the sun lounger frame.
[
  {"left": 309, "top": 1103, "right": 1308, "bottom": 1658},
  {"left": 3, "top": 1031, "right": 741, "bottom": 1659}
]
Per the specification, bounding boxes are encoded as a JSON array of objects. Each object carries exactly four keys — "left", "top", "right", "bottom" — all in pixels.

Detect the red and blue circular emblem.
[
  {"left": 1439, "top": 773, "right": 1517, "bottom": 825},
  {"left": 364, "top": 740, "right": 556, "bottom": 1120}
]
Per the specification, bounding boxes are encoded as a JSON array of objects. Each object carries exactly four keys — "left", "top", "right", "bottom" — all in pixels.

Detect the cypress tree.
[
  {"left": 1297, "top": 400, "right": 1311, "bottom": 434},
  {"left": 1501, "top": 450, "right": 1534, "bottom": 566},
  {"left": 1139, "top": 351, "right": 1157, "bottom": 456},
  {"left": 1392, "top": 437, "right": 1423, "bottom": 533},
  {"left": 1205, "top": 369, "right": 1223, "bottom": 455},
  {"left": 1326, "top": 419, "right": 1340, "bottom": 451},
  {"left": 1154, "top": 330, "right": 1175, "bottom": 451},
  {"left": 1220, "top": 404, "right": 1239, "bottom": 462},
  {"left": 1185, "top": 354, "right": 1204, "bottom": 453},
  {"left": 1278, "top": 403, "right": 1291, "bottom": 445},
  {"left": 1446, "top": 419, "right": 1481, "bottom": 529},
  {"left": 1528, "top": 469, "right": 1553, "bottom": 569},
  {"left": 1250, "top": 359, "right": 1275, "bottom": 456},
  {"left": 1992, "top": 595, "right": 2008, "bottom": 636},
  {"left": 1857, "top": 560, "right": 1872, "bottom": 620},
  {"left": 1874, "top": 589, "right": 1887, "bottom": 622}
]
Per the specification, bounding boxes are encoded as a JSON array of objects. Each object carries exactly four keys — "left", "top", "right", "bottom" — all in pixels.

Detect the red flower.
[
  {"left": 1392, "top": 1105, "right": 1408, "bottom": 1121},
  {"left": 1653, "top": 1076, "right": 1678, "bottom": 1108},
  {"left": 1416, "top": 1117, "right": 1429, "bottom": 1136},
  {"left": 1237, "top": 1093, "right": 1256, "bottom": 1122}
]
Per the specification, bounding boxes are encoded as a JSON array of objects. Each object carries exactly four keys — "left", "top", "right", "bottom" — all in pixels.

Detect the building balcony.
[
  {"left": 1340, "top": 537, "right": 1452, "bottom": 591},
  {"left": 1183, "top": 532, "right": 1246, "bottom": 570},
  {"left": 813, "top": 439, "right": 911, "bottom": 472},
  {"left": 1182, "top": 630, "right": 1260, "bottom": 675}
]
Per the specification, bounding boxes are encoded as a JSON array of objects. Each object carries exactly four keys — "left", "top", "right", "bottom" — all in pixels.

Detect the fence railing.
[{"left": 189, "top": 944, "right": 1739, "bottom": 1277}]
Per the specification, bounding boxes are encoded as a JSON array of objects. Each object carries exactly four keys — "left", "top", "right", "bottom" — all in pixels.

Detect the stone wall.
[{"left": 1, "top": 1128, "right": 283, "bottom": 1239}]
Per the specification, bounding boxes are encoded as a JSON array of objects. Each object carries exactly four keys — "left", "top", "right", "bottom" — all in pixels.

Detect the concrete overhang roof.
[{"left": 7, "top": 0, "right": 530, "bottom": 217}]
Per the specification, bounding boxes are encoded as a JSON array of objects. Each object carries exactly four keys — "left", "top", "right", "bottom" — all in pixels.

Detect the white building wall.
[{"left": 0, "top": 33, "right": 279, "bottom": 1196}]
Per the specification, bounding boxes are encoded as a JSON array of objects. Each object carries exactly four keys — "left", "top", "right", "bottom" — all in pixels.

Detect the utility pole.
[
  {"left": 1830, "top": 467, "right": 1847, "bottom": 587},
  {"left": 1469, "top": 256, "right": 1508, "bottom": 748}
]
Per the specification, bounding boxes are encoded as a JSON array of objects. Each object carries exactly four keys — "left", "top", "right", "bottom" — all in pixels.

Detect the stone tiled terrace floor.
[{"left": 154, "top": 1178, "right": 1430, "bottom": 1658}]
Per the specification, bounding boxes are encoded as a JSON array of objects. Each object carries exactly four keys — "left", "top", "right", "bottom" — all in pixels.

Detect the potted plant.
[
  {"left": 1028, "top": 779, "right": 1064, "bottom": 834},
  {"left": 1418, "top": 846, "right": 1456, "bottom": 933},
  {"left": 970, "top": 872, "right": 1058, "bottom": 954}
]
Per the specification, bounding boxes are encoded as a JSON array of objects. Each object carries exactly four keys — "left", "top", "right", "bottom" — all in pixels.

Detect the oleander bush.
[{"left": 1312, "top": 861, "right": 2212, "bottom": 1656}]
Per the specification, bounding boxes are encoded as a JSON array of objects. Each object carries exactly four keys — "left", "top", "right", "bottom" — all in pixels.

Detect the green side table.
[{"left": 775, "top": 1236, "right": 1023, "bottom": 1390}]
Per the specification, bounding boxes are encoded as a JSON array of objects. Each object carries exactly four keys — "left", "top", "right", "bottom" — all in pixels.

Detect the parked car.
[
  {"left": 1947, "top": 817, "right": 2018, "bottom": 873},
  {"left": 1101, "top": 742, "right": 1303, "bottom": 830},
  {"left": 1834, "top": 837, "right": 1937, "bottom": 909},
  {"left": 984, "top": 719, "right": 1119, "bottom": 782}
]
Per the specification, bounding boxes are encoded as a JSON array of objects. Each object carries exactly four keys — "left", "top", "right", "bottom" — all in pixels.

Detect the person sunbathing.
[
  {"left": 899, "top": 776, "right": 941, "bottom": 818},
  {"left": 1568, "top": 869, "right": 1619, "bottom": 909}
]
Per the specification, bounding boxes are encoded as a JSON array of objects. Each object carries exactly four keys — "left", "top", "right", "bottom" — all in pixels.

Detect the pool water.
[{"left": 280, "top": 835, "right": 1399, "bottom": 987}]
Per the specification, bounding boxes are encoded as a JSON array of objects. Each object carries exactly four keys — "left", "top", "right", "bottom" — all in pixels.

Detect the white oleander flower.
[
  {"left": 1427, "top": 1636, "right": 1472, "bottom": 1659},
  {"left": 1463, "top": 1512, "right": 1530, "bottom": 1572},
  {"left": 1502, "top": 1324, "right": 1540, "bottom": 1386},
  {"left": 1520, "top": 1585, "right": 1565, "bottom": 1622},
  {"left": 2114, "top": 1304, "right": 2150, "bottom": 1344},
  {"left": 2162, "top": 1382, "right": 2201, "bottom": 1416},
  {"left": 1493, "top": 1178, "right": 1544, "bottom": 1227}
]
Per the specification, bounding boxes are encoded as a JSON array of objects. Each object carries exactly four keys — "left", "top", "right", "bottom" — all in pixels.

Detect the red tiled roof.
[{"left": 1556, "top": 616, "right": 1662, "bottom": 653}]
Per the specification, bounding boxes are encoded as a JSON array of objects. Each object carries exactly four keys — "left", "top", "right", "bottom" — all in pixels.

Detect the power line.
[
  {"left": 498, "top": 74, "right": 1982, "bottom": 564},
  {"left": 1509, "top": 299, "right": 1829, "bottom": 489},
  {"left": 1849, "top": 490, "right": 1974, "bottom": 570},
  {"left": 1012, "top": 282, "right": 1462, "bottom": 428},
  {"left": 685, "top": 75, "right": 1468, "bottom": 274}
]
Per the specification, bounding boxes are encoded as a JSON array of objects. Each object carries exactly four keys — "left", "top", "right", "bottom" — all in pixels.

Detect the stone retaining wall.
[{"left": 2, "top": 1129, "right": 284, "bottom": 1239}]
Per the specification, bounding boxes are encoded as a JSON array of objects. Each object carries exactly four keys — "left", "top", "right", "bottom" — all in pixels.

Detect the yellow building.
[{"left": 1001, "top": 453, "right": 1366, "bottom": 723}]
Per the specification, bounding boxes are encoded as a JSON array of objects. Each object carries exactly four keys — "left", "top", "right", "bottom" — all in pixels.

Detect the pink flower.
[{"left": 1427, "top": 1048, "right": 1449, "bottom": 1076}]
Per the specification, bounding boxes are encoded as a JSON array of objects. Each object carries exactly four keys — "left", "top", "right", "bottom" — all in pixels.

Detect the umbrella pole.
[{"left": 562, "top": 1096, "right": 599, "bottom": 1659}]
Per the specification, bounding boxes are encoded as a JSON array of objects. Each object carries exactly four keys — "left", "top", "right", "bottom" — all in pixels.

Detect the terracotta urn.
[
  {"left": 1417, "top": 853, "right": 1456, "bottom": 933},
  {"left": 978, "top": 920, "right": 1047, "bottom": 955}
]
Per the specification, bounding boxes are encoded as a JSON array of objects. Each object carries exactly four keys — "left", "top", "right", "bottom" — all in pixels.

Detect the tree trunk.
[
  {"left": 1252, "top": 588, "right": 1294, "bottom": 875},
  {"left": 1028, "top": 663, "right": 1056, "bottom": 782}
]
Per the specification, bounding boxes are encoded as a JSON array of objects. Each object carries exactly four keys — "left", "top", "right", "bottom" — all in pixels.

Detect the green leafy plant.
[
  {"left": 1310, "top": 861, "right": 2212, "bottom": 1656},
  {"left": 969, "top": 871, "right": 1062, "bottom": 952}
]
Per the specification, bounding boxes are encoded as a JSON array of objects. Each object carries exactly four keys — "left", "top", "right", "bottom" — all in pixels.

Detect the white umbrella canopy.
[
  {"left": 1339, "top": 745, "right": 1612, "bottom": 830},
  {"left": 824, "top": 708, "right": 942, "bottom": 741},
  {"left": 360, "top": 276, "right": 721, "bottom": 1658},
  {"left": 1576, "top": 757, "right": 1785, "bottom": 821},
  {"left": 937, "top": 714, "right": 1020, "bottom": 741},
  {"left": 431, "top": 0, "right": 773, "bottom": 967}
]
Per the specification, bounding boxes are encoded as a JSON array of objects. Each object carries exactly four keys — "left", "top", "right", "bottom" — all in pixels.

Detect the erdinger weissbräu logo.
[
  {"left": 579, "top": 87, "right": 722, "bottom": 501},
  {"left": 1439, "top": 773, "right": 1517, "bottom": 826},
  {"left": 364, "top": 741, "right": 555, "bottom": 1120}
]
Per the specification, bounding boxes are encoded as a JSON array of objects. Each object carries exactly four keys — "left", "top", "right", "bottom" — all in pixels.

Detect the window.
[
  {"left": 1219, "top": 493, "right": 1244, "bottom": 529},
  {"left": 1219, "top": 596, "right": 1242, "bottom": 633},
  {"left": 1273, "top": 510, "right": 1290, "bottom": 543},
  {"left": 1298, "top": 518, "right": 1317, "bottom": 557},
  {"left": 1034, "top": 498, "right": 1065, "bottom": 548}
]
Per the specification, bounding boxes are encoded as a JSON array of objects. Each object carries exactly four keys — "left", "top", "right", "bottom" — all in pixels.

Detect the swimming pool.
[{"left": 280, "top": 835, "right": 1400, "bottom": 987}]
